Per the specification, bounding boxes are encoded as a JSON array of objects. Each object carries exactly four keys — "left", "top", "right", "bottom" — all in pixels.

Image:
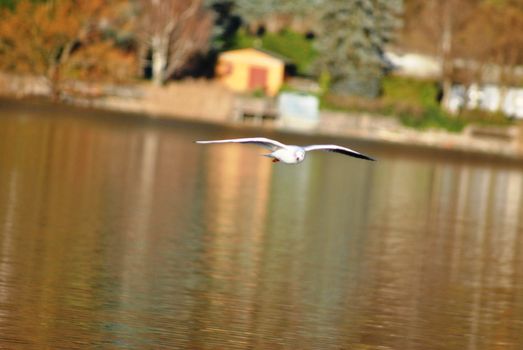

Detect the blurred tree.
[
  {"left": 0, "top": 0, "right": 135, "bottom": 98},
  {"left": 315, "top": 0, "right": 403, "bottom": 98},
  {"left": 228, "top": 0, "right": 318, "bottom": 32},
  {"left": 374, "top": 0, "right": 403, "bottom": 45},
  {"left": 458, "top": 1, "right": 523, "bottom": 108},
  {"left": 402, "top": 0, "right": 523, "bottom": 110},
  {"left": 233, "top": 0, "right": 277, "bottom": 25},
  {"left": 0, "top": 0, "right": 16, "bottom": 10},
  {"left": 137, "top": 0, "right": 212, "bottom": 85},
  {"left": 205, "top": 1, "right": 241, "bottom": 52},
  {"left": 402, "top": 0, "right": 473, "bottom": 107}
]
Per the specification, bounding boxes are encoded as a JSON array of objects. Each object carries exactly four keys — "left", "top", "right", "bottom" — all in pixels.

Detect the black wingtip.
[{"left": 355, "top": 153, "right": 376, "bottom": 161}]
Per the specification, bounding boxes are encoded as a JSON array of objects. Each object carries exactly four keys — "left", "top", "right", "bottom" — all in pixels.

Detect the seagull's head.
[{"left": 295, "top": 149, "right": 306, "bottom": 163}]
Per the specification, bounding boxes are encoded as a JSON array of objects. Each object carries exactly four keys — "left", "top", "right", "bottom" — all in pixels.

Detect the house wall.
[
  {"left": 216, "top": 49, "right": 284, "bottom": 96},
  {"left": 446, "top": 84, "right": 523, "bottom": 119},
  {"left": 385, "top": 51, "right": 442, "bottom": 79}
]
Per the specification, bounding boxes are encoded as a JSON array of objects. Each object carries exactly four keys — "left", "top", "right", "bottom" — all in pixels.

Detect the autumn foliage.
[
  {"left": 0, "top": 0, "right": 136, "bottom": 97},
  {"left": 0, "top": 0, "right": 523, "bottom": 100},
  {"left": 402, "top": 0, "right": 523, "bottom": 84}
]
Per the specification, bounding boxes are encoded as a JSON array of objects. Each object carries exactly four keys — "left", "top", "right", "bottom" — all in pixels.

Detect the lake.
[{"left": 1, "top": 99, "right": 523, "bottom": 349}]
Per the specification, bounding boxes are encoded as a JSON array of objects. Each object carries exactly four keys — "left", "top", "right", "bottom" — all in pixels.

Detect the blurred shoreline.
[{"left": 1, "top": 72, "right": 523, "bottom": 162}]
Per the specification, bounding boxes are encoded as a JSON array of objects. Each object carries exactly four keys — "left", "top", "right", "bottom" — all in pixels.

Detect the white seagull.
[{"left": 196, "top": 137, "right": 375, "bottom": 164}]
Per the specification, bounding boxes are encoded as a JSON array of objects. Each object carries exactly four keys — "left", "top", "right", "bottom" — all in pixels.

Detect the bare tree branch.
[{"left": 137, "top": 0, "right": 212, "bottom": 85}]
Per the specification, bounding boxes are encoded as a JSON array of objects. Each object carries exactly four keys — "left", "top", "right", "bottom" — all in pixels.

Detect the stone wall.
[
  {"left": 0, "top": 72, "right": 50, "bottom": 97},
  {"left": 0, "top": 72, "right": 235, "bottom": 123},
  {"left": 91, "top": 80, "right": 235, "bottom": 123}
]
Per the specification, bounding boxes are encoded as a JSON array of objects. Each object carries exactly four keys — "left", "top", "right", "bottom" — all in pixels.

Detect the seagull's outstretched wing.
[
  {"left": 304, "top": 144, "right": 375, "bottom": 161},
  {"left": 196, "top": 137, "right": 286, "bottom": 151}
]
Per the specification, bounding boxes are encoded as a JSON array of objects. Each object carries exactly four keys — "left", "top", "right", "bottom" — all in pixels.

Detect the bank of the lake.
[{"left": 1, "top": 72, "right": 523, "bottom": 161}]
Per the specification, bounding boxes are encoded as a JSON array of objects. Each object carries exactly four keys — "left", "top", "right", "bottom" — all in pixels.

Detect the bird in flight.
[{"left": 196, "top": 137, "right": 375, "bottom": 164}]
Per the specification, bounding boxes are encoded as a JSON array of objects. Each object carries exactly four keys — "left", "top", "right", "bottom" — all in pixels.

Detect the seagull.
[{"left": 196, "top": 137, "right": 375, "bottom": 164}]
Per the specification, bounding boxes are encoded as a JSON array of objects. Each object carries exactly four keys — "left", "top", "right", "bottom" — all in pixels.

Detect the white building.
[
  {"left": 447, "top": 84, "right": 523, "bottom": 119},
  {"left": 385, "top": 51, "right": 441, "bottom": 79},
  {"left": 386, "top": 50, "right": 523, "bottom": 119}
]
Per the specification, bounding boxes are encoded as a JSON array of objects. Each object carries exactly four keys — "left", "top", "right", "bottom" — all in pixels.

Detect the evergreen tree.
[
  {"left": 315, "top": 0, "right": 402, "bottom": 98},
  {"left": 0, "top": 0, "right": 16, "bottom": 10},
  {"left": 233, "top": 0, "right": 278, "bottom": 26},
  {"left": 231, "top": 0, "right": 319, "bottom": 30},
  {"left": 205, "top": 1, "right": 241, "bottom": 51},
  {"left": 374, "top": 0, "right": 403, "bottom": 46}
]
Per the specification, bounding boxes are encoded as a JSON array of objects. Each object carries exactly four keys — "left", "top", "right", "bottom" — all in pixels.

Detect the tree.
[
  {"left": 0, "top": 0, "right": 134, "bottom": 98},
  {"left": 374, "top": 0, "right": 403, "bottom": 46},
  {"left": 402, "top": 0, "right": 523, "bottom": 111},
  {"left": 137, "top": 0, "right": 212, "bottom": 85},
  {"left": 458, "top": 1, "right": 523, "bottom": 109},
  {"left": 231, "top": 0, "right": 319, "bottom": 32},
  {"left": 0, "top": 0, "right": 16, "bottom": 10},
  {"left": 314, "top": 0, "right": 403, "bottom": 98},
  {"left": 401, "top": 0, "right": 479, "bottom": 108},
  {"left": 233, "top": 0, "right": 278, "bottom": 26}
]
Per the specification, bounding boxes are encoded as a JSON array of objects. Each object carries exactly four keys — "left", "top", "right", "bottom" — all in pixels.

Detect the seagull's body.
[{"left": 196, "top": 137, "right": 375, "bottom": 164}]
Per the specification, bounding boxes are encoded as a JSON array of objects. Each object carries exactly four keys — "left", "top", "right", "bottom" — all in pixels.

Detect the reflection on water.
[{"left": 0, "top": 100, "right": 523, "bottom": 349}]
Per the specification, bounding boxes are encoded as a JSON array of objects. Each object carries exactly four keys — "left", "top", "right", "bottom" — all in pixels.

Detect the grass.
[
  {"left": 380, "top": 77, "right": 465, "bottom": 131},
  {"left": 382, "top": 76, "right": 439, "bottom": 108}
]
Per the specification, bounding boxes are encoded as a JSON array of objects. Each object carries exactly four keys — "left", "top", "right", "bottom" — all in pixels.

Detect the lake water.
[{"left": 1, "top": 99, "right": 523, "bottom": 349}]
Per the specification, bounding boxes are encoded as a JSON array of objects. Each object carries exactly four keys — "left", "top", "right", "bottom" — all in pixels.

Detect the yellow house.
[{"left": 215, "top": 48, "right": 285, "bottom": 96}]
